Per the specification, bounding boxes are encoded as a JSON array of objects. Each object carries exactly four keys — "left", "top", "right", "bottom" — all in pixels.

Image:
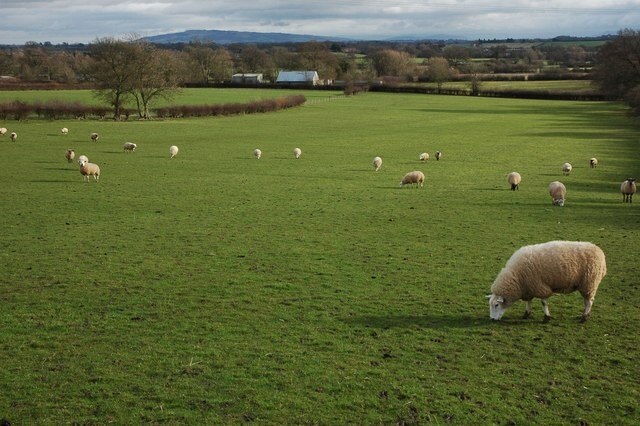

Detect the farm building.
[
  {"left": 276, "top": 70, "right": 320, "bottom": 86},
  {"left": 232, "top": 73, "right": 265, "bottom": 84}
]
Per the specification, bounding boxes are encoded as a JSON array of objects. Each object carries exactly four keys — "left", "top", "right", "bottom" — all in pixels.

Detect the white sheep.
[
  {"left": 90, "top": 132, "right": 99, "bottom": 142},
  {"left": 372, "top": 156, "right": 382, "bottom": 171},
  {"left": 589, "top": 158, "right": 598, "bottom": 168},
  {"left": 562, "top": 162, "right": 572, "bottom": 175},
  {"left": 548, "top": 181, "right": 566, "bottom": 206},
  {"left": 169, "top": 145, "right": 179, "bottom": 159},
  {"left": 61, "top": 127, "right": 69, "bottom": 135},
  {"left": 621, "top": 178, "right": 636, "bottom": 203},
  {"left": 10, "top": 132, "right": 17, "bottom": 142},
  {"left": 419, "top": 152, "right": 429, "bottom": 162},
  {"left": 487, "top": 241, "right": 606, "bottom": 323},
  {"left": 77, "top": 155, "right": 89, "bottom": 166},
  {"left": 0, "top": 127, "right": 6, "bottom": 135},
  {"left": 65, "top": 149, "right": 75, "bottom": 163},
  {"left": 293, "top": 147, "right": 302, "bottom": 159},
  {"left": 400, "top": 171, "right": 425, "bottom": 188},
  {"left": 79, "top": 159, "right": 100, "bottom": 182},
  {"left": 253, "top": 148, "right": 262, "bottom": 159},
  {"left": 435, "top": 151, "right": 442, "bottom": 161},
  {"left": 123, "top": 142, "right": 137, "bottom": 152},
  {"left": 507, "top": 172, "right": 521, "bottom": 191}
]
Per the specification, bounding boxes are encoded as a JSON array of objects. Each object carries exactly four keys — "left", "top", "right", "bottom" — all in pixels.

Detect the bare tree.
[
  {"left": 424, "top": 57, "right": 453, "bottom": 92},
  {"left": 592, "top": 29, "right": 640, "bottom": 98}
]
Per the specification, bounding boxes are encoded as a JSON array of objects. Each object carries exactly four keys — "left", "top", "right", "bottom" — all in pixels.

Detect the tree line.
[{"left": 0, "top": 29, "right": 638, "bottom": 117}]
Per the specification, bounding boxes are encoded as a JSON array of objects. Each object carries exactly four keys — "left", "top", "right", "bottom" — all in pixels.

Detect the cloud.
[{"left": 1, "top": 0, "right": 637, "bottom": 44}]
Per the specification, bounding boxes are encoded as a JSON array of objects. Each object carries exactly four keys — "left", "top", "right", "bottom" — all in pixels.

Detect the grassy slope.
[{"left": 0, "top": 91, "right": 639, "bottom": 424}]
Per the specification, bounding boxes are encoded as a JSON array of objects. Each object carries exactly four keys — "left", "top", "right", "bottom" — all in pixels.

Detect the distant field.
[
  {"left": 0, "top": 90, "right": 639, "bottom": 424},
  {"left": 419, "top": 79, "right": 595, "bottom": 92}
]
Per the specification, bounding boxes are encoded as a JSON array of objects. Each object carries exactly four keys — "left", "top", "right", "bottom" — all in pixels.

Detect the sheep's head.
[
  {"left": 487, "top": 294, "right": 513, "bottom": 320},
  {"left": 553, "top": 198, "right": 565, "bottom": 207}
]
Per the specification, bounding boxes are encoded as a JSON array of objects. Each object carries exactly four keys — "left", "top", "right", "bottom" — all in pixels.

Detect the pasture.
[{"left": 0, "top": 89, "right": 639, "bottom": 424}]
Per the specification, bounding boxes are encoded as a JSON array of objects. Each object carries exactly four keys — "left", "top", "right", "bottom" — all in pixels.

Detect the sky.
[{"left": 1, "top": 0, "right": 639, "bottom": 45}]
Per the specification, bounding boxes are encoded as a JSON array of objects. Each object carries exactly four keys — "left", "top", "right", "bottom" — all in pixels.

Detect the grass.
[{"left": 0, "top": 90, "right": 639, "bottom": 424}]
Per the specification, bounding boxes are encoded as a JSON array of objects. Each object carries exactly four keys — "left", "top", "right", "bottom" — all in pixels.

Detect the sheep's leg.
[
  {"left": 581, "top": 298, "right": 594, "bottom": 323},
  {"left": 541, "top": 299, "right": 551, "bottom": 322},
  {"left": 523, "top": 300, "right": 532, "bottom": 319}
]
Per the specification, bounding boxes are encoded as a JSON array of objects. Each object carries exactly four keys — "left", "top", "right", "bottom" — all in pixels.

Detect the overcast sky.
[{"left": 1, "top": 0, "right": 638, "bottom": 45}]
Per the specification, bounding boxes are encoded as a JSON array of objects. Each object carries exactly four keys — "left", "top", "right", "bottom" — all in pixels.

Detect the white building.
[{"left": 276, "top": 71, "right": 320, "bottom": 86}]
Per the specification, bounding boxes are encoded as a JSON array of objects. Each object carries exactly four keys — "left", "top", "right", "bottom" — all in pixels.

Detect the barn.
[
  {"left": 276, "top": 70, "right": 320, "bottom": 86},
  {"left": 232, "top": 73, "right": 264, "bottom": 84}
]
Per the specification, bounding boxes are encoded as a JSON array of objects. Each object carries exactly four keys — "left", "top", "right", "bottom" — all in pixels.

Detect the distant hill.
[{"left": 143, "top": 29, "right": 351, "bottom": 44}]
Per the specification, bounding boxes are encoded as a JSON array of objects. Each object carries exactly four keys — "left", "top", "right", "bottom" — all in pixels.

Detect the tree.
[
  {"left": 370, "top": 49, "right": 415, "bottom": 78},
  {"left": 592, "top": 29, "right": 640, "bottom": 103},
  {"left": 424, "top": 57, "right": 453, "bottom": 92}
]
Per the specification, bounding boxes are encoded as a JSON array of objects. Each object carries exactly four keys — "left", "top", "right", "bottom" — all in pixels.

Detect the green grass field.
[{"left": 1, "top": 89, "right": 639, "bottom": 424}]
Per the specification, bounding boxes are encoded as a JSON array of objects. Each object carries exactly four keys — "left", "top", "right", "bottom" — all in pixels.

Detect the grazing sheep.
[
  {"left": 372, "top": 156, "right": 382, "bottom": 171},
  {"left": 562, "top": 162, "right": 572, "bottom": 175},
  {"left": 589, "top": 158, "right": 598, "bottom": 168},
  {"left": 419, "top": 152, "right": 429, "bottom": 162},
  {"left": 0, "top": 127, "right": 6, "bottom": 135},
  {"left": 77, "top": 155, "right": 89, "bottom": 166},
  {"left": 487, "top": 241, "right": 606, "bottom": 323},
  {"left": 65, "top": 149, "right": 75, "bottom": 163},
  {"left": 123, "top": 142, "right": 137, "bottom": 152},
  {"left": 90, "top": 132, "right": 99, "bottom": 142},
  {"left": 400, "top": 171, "right": 425, "bottom": 188},
  {"left": 61, "top": 127, "right": 69, "bottom": 135},
  {"left": 435, "top": 151, "right": 442, "bottom": 161},
  {"left": 548, "top": 181, "right": 566, "bottom": 206},
  {"left": 253, "top": 148, "right": 262, "bottom": 159},
  {"left": 169, "top": 145, "right": 179, "bottom": 159},
  {"left": 79, "top": 159, "right": 100, "bottom": 182},
  {"left": 507, "top": 172, "right": 521, "bottom": 191},
  {"left": 621, "top": 178, "right": 636, "bottom": 203},
  {"left": 293, "top": 147, "right": 302, "bottom": 159},
  {"left": 10, "top": 132, "right": 17, "bottom": 142}
]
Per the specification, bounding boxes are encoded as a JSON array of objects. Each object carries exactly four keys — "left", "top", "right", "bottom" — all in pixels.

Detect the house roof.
[{"left": 276, "top": 71, "right": 319, "bottom": 82}]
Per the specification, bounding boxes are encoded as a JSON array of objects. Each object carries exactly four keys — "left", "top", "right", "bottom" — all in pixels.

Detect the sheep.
[
  {"left": 507, "top": 172, "right": 521, "bottom": 191},
  {"left": 123, "top": 142, "right": 137, "bottom": 153},
  {"left": 61, "top": 127, "right": 69, "bottom": 135},
  {"left": 0, "top": 127, "right": 6, "bottom": 135},
  {"left": 372, "top": 156, "right": 382, "bottom": 171},
  {"left": 589, "top": 158, "right": 598, "bottom": 168},
  {"left": 79, "top": 159, "right": 100, "bottom": 182},
  {"left": 77, "top": 155, "right": 89, "bottom": 166},
  {"left": 621, "top": 178, "right": 636, "bottom": 203},
  {"left": 435, "top": 151, "right": 442, "bottom": 161},
  {"left": 293, "top": 147, "right": 302, "bottom": 159},
  {"left": 253, "top": 148, "right": 262, "bottom": 159},
  {"left": 90, "top": 132, "right": 99, "bottom": 142},
  {"left": 548, "top": 181, "right": 566, "bottom": 206},
  {"left": 419, "top": 152, "right": 429, "bottom": 162},
  {"left": 562, "top": 162, "right": 572, "bottom": 175},
  {"left": 65, "top": 149, "right": 75, "bottom": 163},
  {"left": 487, "top": 241, "right": 606, "bottom": 323},
  {"left": 10, "top": 132, "right": 17, "bottom": 142},
  {"left": 400, "top": 171, "right": 425, "bottom": 188},
  {"left": 169, "top": 145, "right": 179, "bottom": 159}
]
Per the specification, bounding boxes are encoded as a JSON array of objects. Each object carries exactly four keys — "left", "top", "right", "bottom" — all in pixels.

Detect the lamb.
[
  {"left": 400, "top": 171, "right": 425, "bottom": 188},
  {"left": 562, "top": 162, "right": 572, "bottom": 175},
  {"left": 419, "top": 152, "right": 429, "bottom": 161},
  {"left": 435, "top": 151, "right": 442, "bottom": 161},
  {"left": 90, "top": 132, "right": 99, "bottom": 142},
  {"left": 61, "top": 127, "right": 69, "bottom": 135},
  {"left": 507, "top": 172, "right": 521, "bottom": 191},
  {"left": 77, "top": 155, "right": 89, "bottom": 166},
  {"left": 123, "top": 142, "right": 137, "bottom": 152},
  {"left": 0, "top": 127, "right": 6, "bottom": 135},
  {"left": 169, "top": 145, "right": 179, "bottom": 159},
  {"left": 487, "top": 241, "right": 606, "bottom": 323},
  {"left": 79, "top": 159, "right": 100, "bottom": 182},
  {"left": 548, "top": 181, "right": 566, "bottom": 206},
  {"left": 372, "top": 156, "right": 382, "bottom": 171},
  {"left": 589, "top": 158, "right": 598, "bottom": 168},
  {"left": 65, "top": 149, "right": 75, "bottom": 163},
  {"left": 293, "top": 147, "right": 302, "bottom": 159},
  {"left": 621, "top": 178, "right": 636, "bottom": 203},
  {"left": 253, "top": 148, "right": 262, "bottom": 159},
  {"left": 10, "top": 132, "right": 17, "bottom": 142}
]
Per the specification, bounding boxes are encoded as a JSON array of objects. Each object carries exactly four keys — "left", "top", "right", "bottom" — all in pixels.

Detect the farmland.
[{"left": 0, "top": 89, "right": 639, "bottom": 424}]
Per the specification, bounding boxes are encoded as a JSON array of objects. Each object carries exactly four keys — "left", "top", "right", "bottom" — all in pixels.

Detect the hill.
[{"left": 143, "top": 29, "right": 351, "bottom": 44}]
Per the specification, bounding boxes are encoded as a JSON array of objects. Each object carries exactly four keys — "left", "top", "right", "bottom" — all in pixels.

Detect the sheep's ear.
[
  {"left": 496, "top": 296, "right": 504, "bottom": 303},
  {"left": 485, "top": 294, "right": 492, "bottom": 299}
]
